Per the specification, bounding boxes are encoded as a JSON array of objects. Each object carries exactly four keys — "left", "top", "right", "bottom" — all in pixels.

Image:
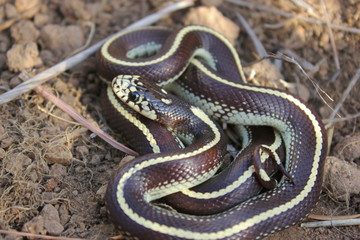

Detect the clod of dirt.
[
  {"left": 243, "top": 60, "right": 284, "bottom": 89},
  {"left": 1, "top": 136, "right": 14, "bottom": 149},
  {"left": 3, "top": 153, "right": 32, "bottom": 175},
  {"left": 40, "top": 24, "right": 85, "bottom": 59},
  {"left": 40, "top": 204, "right": 64, "bottom": 236},
  {"left": 10, "top": 20, "right": 39, "bottom": 44},
  {"left": 0, "top": 32, "right": 11, "bottom": 52},
  {"left": 183, "top": 6, "right": 240, "bottom": 45},
  {"left": 43, "top": 145, "right": 73, "bottom": 165},
  {"left": 60, "top": 0, "right": 91, "bottom": 21},
  {"left": 14, "top": 0, "right": 41, "bottom": 13},
  {"left": 323, "top": 156, "right": 360, "bottom": 202},
  {"left": 22, "top": 215, "right": 46, "bottom": 235},
  {"left": 49, "top": 163, "right": 67, "bottom": 177},
  {"left": 33, "top": 13, "right": 49, "bottom": 27},
  {"left": 6, "top": 42, "right": 43, "bottom": 72},
  {"left": 5, "top": 3, "right": 18, "bottom": 19},
  {"left": 59, "top": 204, "right": 70, "bottom": 226},
  {"left": 0, "top": 148, "right": 5, "bottom": 158},
  {"left": 333, "top": 132, "right": 360, "bottom": 162}
]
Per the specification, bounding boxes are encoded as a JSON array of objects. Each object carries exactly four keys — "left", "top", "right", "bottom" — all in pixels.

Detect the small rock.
[
  {"left": 0, "top": 54, "right": 5, "bottom": 69},
  {"left": 40, "top": 204, "right": 64, "bottom": 236},
  {"left": 60, "top": 0, "right": 91, "bottom": 21},
  {"left": 333, "top": 133, "right": 360, "bottom": 162},
  {"left": 323, "top": 156, "right": 360, "bottom": 201},
  {"left": 96, "top": 184, "right": 107, "bottom": 202},
  {"left": 34, "top": 13, "right": 49, "bottom": 27},
  {"left": 40, "top": 24, "right": 85, "bottom": 58},
  {"left": 76, "top": 145, "right": 89, "bottom": 156},
  {"left": 183, "top": 6, "right": 240, "bottom": 45},
  {"left": 0, "top": 124, "right": 6, "bottom": 141},
  {"left": 10, "top": 20, "right": 40, "bottom": 44},
  {"left": 4, "top": 153, "right": 32, "bottom": 174},
  {"left": 39, "top": 126, "right": 61, "bottom": 138},
  {"left": 90, "top": 154, "right": 101, "bottom": 165},
  {"left": 39, "top": 49, "right": 57, "bottom": 66},
  {"left": 14, "top": 0, "right": 41, "bottom": 13},
  {"left": 44, "top": 145, "right": 73, "bottom": 165},
  {"left": 49, "top": 163, "right": 67, "bottom": 177},
  {"left": 1, "top": 136, "right": 14, "bottom": 148},
  {"left": 44, "top": 178, "right": 58, "bottom": 191},
  {"left": 201, "top": 0, "right": 223, "bottom": 6},
  {"left": 22, "top": 215, "right": 46, "bottom": 235},
  {"left": 5, "top": 3, "right": 18, "bottom": 19},
  {"left": 6, "top": 42, "right": 43, "bottom": 72},
  {"left": 0, "top": 148, "right": 5, "bottom": 158},
  {"left": 9, "top": 75, "right": 22, "bottom": 88},
  {"left": 41, "top": 191, "right": 56, "bottom": 202},
  {"left": 0, "top": 33, "right": 11, "bottom": 52},
  {"left": 59, "top": 204, "right": 70, "bottom": 226},
  {"left": 53, "top": 80, "right": 68, "bottom": 94}
]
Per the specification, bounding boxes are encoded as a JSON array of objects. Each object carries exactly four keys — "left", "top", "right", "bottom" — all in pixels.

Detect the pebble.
[
  {"left": 49, "top": 163, "right": 67, "bottom": 177},
  {"left": 40, "top": 204, "right": 64, "bottom": 236},
  {"left": 14, "top": 0, "right": 41, "bottom": 13},
  {"left": 323, "top": 156, "right": 360, "bottom": 202},
  {"left": 76, "top": 145, "right": 89, "bottom": 156},
  {"left": 22, "top": 216, "right": 46, "bottom": 235},
  {"left": 183, "top": 6, "right": 240, "bottom": 45},
  {"left": 40, "top": 24, "right": 85, "bottom": 58},
  {"left": 0, "top": 148, "right": 5, "bottom": 158},
  {"left": 333, "top": 133, "right": 360, "bottom": 162},
  {"left": 10, "top": 20, "right": 40, "bottom": 44},
  {"left": 43, "top": 145, "right": 73, "bottom": 165},
  {"left": 1, "top": 136, "right": 14, "bottom": 148},
  {"left": 5, "top": 3, "right": 18, "bottom": 19},
  {"left": 59, "top": 203, "right": 70, "bottom": 226},
  {"left": 3, "top": 153, "right": 32, "bottom": 175},
  {"left": 6, "top": 42, "right": 43, "bottom": 72}
]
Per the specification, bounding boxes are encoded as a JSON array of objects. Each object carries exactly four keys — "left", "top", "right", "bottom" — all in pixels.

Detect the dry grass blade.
[
  {"left": 0, "top": 229, "right": 85, "bottom": 240},
  {"left": 326, "top": 68, "right": 360, "bottom": 127},
  {"left": 308, "top": 213, "right": 360, "bottom": 221},
  {"left": 33, "top": 84, "right": 138, "bottom": 156},
  {"left": 235, "top": 12, "right": 267, "bottom": 58},
  {"left": 301, "top": 218, "right": 360, "bottom": 228}
]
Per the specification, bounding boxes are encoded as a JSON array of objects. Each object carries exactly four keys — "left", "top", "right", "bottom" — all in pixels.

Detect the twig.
[
  {"left": 308, "top": 213, "right": 360, "bottom": 221},
  {"left": 320, "top": 0, "right": 340, "bottom": 71},
  {"left": 0, "top": 1, "right": 194, "bottom": 105},
  {"left": 301, "top": 218, "right": 360, "bottom": 228},
  {"left": 326, "top": 68, "right": 360, "bottom": 128},
  {"left": 324, "top": 112, "right": 360, "bottom": 124},
  {"left": 33, "top": 84, "right": 138, "bottom": 156},
  {"left": 226, "top": 0, "right": 360, "bottom": 34},
  {"left": 0, "top": 229, "right": 85, "bottom": 240},
  {"left": 235, "top": 12, "right": 267, "bottom": 58},
  {"left": 247, "top": 53, "right": 333, "bottom": 107}
]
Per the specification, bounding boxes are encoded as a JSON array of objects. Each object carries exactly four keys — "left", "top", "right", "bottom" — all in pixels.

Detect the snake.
[{"left": 97, "top": 25, "right": 328, "bottom": 239}]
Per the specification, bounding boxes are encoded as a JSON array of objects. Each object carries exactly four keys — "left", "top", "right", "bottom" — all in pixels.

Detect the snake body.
[{"left": 97, "top": 26, "right": 327, "bottom": 239}]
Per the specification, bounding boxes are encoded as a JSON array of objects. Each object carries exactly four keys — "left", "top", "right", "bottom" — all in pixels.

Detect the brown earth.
[{"left": 0, "top": 0, "right": 360, "bottom": 239}]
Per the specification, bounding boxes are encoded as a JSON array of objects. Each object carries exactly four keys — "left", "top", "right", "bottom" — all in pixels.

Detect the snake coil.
[{"left": 97, "top": 25, "right": 327, "bottom": 240}]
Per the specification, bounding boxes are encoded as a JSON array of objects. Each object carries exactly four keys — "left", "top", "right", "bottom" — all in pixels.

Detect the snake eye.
[{"left": 128, "top": 91, "right": 140, "bottom": 103}]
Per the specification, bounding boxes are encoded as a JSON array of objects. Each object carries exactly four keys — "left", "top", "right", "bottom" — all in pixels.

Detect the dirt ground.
[{"left": 0, "top": 0, "right": 360, "bottom": 239}]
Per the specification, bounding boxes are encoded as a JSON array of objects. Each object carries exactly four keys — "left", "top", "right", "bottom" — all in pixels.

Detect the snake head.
[{"left": 112, "top": 74, "right": 173, "bottom": 121}]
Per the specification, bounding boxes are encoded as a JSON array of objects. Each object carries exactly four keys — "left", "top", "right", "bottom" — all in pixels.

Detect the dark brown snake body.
[{"left": 97, "top": 25, "right": 327, "bottom": 239}]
